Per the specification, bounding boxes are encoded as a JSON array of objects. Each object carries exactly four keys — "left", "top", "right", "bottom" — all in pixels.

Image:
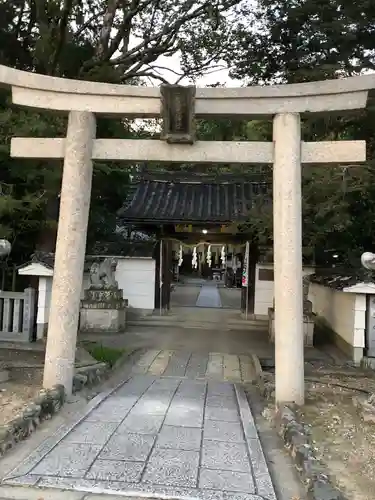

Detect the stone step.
[
  {"left": 128, "top": 318, "right": 269, "bottom": 331},
  {"left": 142, "top": 309, "right": 266, "bottom": 318},
  {"left": 132, "top": 314, "right": 268, "bottom": 325}
]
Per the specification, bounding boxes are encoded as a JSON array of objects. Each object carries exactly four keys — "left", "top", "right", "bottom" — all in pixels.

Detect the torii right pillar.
[{"left": 273, "top": 113, "right": 304, "bottom": 405}]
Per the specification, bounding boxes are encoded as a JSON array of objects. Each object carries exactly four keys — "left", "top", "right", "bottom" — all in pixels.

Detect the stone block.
[
  {"left": 117, "top": 413, "right": 164, "bottom": 435},
  {"left": 63, "top": 421, "right": 118, "bottom": 445},
  {"left": 207, "top": 381, "right": 234, "bottom": 397},
  {"left": 201, "top": 440, "right": 250, "bottom": 472},
  {"left": 185, "top": 353, "right": 209, "bottom": 378},
  {"left": 85, "top": 399, "right": 135, "bottom": 422},
  {"left": 164, "top": 351, "right": 192, "bottom": 377},
  {"left": 73, "top": 373, "right": 88, "bottom": 391},
  {"left": 151, "top": 377, "right": 180, "bottom": 391},
  {"left": 199, "top": 468, "right": 255, "bottom": 493},
  {"left": 206, "top": 394, "right": 237, "bottom": 409},
  {"left": 80, "top": 306, "right": 126, "bottom": 333},
  {"left": 142, "top": 448, "right": 199, "bottom": 487},
  {"left": 115, "top": 375, "right": 156, "bottom": 396},
  {"left": 308, "top": 478, "right": 345, "bottom": 500},
  {"left": 84, "top": 287, "right": 125, "bottom": 302},
  {"left": 86, "top": 459, "right": 144, "bottom": 482},
  {"left": 172, "top": 393, "right": 206, "bottom": 407},
  {"left": 164, "top": 406, "right": 203, "bottom": 427},
  {"left": 156, "top": 425, "right": 202, "bottom": 450},
  {"left": 205, "top": 407, "right": 240, "bottom": 423},
  {"left": 203, "top": 420, "right": 244, "bottom": 443},
  {"left": 0, "top": 384, "right": 66, "bottom": 459},
  {"left": 33, "top": 442, "right": 102, "bottom": 477},
  {"left": 34, "top": 385, "right": 65, "bottom": 419},
  {"left": 131, "top": 396, "right": 171, "bottom": 415},
  {"left": 176, "top": 380, "right": 207, "bottom": 397},
  {"left": 247, "top": 438, "right": 269, "bottom": 477},
  {"left": 255, "top": 473, "right": 277, "bottom": 500},
  {"left": 100, "top": 432, "right": 155, "bottom": 461},
  {"left": 274, "top": 404, "right": 342, "bottom": 500}
]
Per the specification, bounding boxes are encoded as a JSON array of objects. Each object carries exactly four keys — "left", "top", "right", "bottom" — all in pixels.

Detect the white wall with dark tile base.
[
  {"left": 115, "top": 258, "right": 155, "bottom": 314},
  {"left": 19, "top": 256, "right": 156, "bottom": 336},
  {"left": 308, "top": 282, "right": 371, "bottom": 363}
]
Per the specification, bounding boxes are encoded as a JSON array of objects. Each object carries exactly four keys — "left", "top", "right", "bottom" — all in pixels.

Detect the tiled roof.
[
  {"left": 18, "top": 243, "right": 156, "bottom": 270},
  {"left": 309, "top": 270, "right": 375, "bottom": 290},
  {"left": 31, "top": 251, "right": 55, "bottom": 269},
  {"left": 118, "top": 180, "right": 268, "bottom": 224}
]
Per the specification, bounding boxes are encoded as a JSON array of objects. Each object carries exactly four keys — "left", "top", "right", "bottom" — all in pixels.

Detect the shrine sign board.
[{"left": 161, "top": 84, "right": 196, "bottom": 144}]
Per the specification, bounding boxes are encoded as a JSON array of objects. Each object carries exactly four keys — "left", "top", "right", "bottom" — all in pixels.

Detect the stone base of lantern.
[{"left": 80, "top": 286, "right": 128, "bottom": 333}]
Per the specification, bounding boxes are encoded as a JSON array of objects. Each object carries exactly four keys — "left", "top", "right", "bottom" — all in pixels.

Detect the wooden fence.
[{"left": 0, "top": 288, "right": 36, "bottom": 342}]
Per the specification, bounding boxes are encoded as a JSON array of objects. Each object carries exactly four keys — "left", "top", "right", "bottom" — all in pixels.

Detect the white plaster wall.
[
  {"left": 254, "top": 263, "right": 274, "bottom": 316},
  {"left": 37, "top": 258, "right": 156, "bottom": 332},
  {"left": 254, "top": 264, "right": 315, "bottom": 315},
  {"left": 36, "top": 276, "right": 53, "bottom": 325},
  {"left": 308, "top": 283, "right": 365, "bottom": 349},
  {"left": 80, "top": 258, "right": 155, "bottom": 310},
  {"left": 354, "top": 294, "right": 366, "bottom": 350},
  {"left": 114, "top": 258, "right": 155, "bottom": 310}
]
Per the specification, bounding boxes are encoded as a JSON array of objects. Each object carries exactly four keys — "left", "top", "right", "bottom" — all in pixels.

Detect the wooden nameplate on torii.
[{"left": 160, "top": 84, "right": 196, "bottom": 144}]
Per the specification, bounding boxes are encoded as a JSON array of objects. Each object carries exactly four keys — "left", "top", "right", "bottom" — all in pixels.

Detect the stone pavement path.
[
  {"left": 2, "top": 351, "right": 276, "bottom": 500},
  {"left": 135, "top": 350, "right": 256, "bottom": 383},
  {"left": 195, "top": 284, "right": 222, "bottom": 308}
]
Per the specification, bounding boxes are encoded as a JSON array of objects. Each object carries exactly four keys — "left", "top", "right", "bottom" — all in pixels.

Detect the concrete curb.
[{"left": 275, "top": 405, "right": 346, "bottom": 500}]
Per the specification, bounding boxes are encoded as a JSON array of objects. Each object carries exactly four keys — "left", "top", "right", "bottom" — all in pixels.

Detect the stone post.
[
  {"left": 22, "top": 287, "right": 36, "bottom": 341},
  {"left": 273, "top": 113, "right": 304, "bottom": 405},
  {"left": 43, "top": 111, "right": 96, "bottom": 396}
]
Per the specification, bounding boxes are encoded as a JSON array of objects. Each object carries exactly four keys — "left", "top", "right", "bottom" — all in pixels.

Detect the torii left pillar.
[{"left": 43, "top": 111, "right": 96, "bottom": 396}]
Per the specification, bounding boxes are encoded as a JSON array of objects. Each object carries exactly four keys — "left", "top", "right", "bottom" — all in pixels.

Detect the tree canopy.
[
  {"left": 220, "top": 0, "right": 375, "bottom": 265},
  {"left": 1, "top": 0, "right": 375, "bottom": 276},
  {"left": 0, "top": 0, "right": 245, "bottom": 273}
]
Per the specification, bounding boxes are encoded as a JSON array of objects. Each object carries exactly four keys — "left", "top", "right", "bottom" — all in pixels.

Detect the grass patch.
[{"left": 83, "top": 342, "right": 126, "bottom": 368}]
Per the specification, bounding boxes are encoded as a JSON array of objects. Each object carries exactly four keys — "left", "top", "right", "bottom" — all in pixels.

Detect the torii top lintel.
[{"left": 1, "top": 64, "right": 375, "bottom": 118}]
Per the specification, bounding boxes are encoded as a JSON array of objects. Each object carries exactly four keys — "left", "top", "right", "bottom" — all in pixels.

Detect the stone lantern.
[{"left": 0, "top": 239, "right": 11, "bottom": 258}]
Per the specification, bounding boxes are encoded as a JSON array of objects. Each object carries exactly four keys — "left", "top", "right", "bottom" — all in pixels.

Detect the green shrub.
[{"left": 84, "top": 342, "right": 126, "bottom": 368}]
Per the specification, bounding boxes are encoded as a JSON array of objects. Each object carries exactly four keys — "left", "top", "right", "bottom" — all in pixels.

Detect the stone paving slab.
[
  {"left": 3, "top": 375, "right": 276, "bottom": 500},
  {"left": 124, "top": 349, "right": 257, "bottom": 383},
  {"left": 196, "top": 285, "right": 222, "bottom": 308}
]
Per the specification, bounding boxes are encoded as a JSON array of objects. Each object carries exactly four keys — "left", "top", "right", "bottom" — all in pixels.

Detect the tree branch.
[
  {"left": 96, "top": 0, "right": 120, "bottom": 59},
  {"left": 75, "top": 8, "right": 108, "bottom": 38},
  {"left": 50, "top": 0, "right": 74, "bottom": 75}
]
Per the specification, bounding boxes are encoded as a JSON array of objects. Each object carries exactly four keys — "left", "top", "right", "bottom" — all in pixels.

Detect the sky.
[{"left": 144, "top": 52, "right": 244, "bottom": 88}]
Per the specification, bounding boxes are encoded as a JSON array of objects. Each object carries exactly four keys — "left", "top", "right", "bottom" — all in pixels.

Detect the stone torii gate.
[{"left": 1, "top": 65, "right": 371, "bottom": 404}]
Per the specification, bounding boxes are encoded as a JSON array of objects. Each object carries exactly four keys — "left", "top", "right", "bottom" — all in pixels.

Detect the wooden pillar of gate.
[
  {"left": 154, "top": 238, "right": 172, "bottom": 312},
  {"left": 163, "top": 240, "right": 172, "bottom": 310},
  {"left": 154, "top": 240, "right": 162, "bottom": 311},
  {"left": 241, "top": 243, "right": 258, "bottom": 315}
]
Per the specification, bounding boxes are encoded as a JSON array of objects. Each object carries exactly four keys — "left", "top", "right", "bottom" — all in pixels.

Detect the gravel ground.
[
  {"left": 0, "top": 381, "right": 40, "bottom": 425},
  {"left": 301, "top": 373, "right": 375, "bottom": 500},
  {"left": 264, "top": 367, "right": 375, "bottom": 500}
]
